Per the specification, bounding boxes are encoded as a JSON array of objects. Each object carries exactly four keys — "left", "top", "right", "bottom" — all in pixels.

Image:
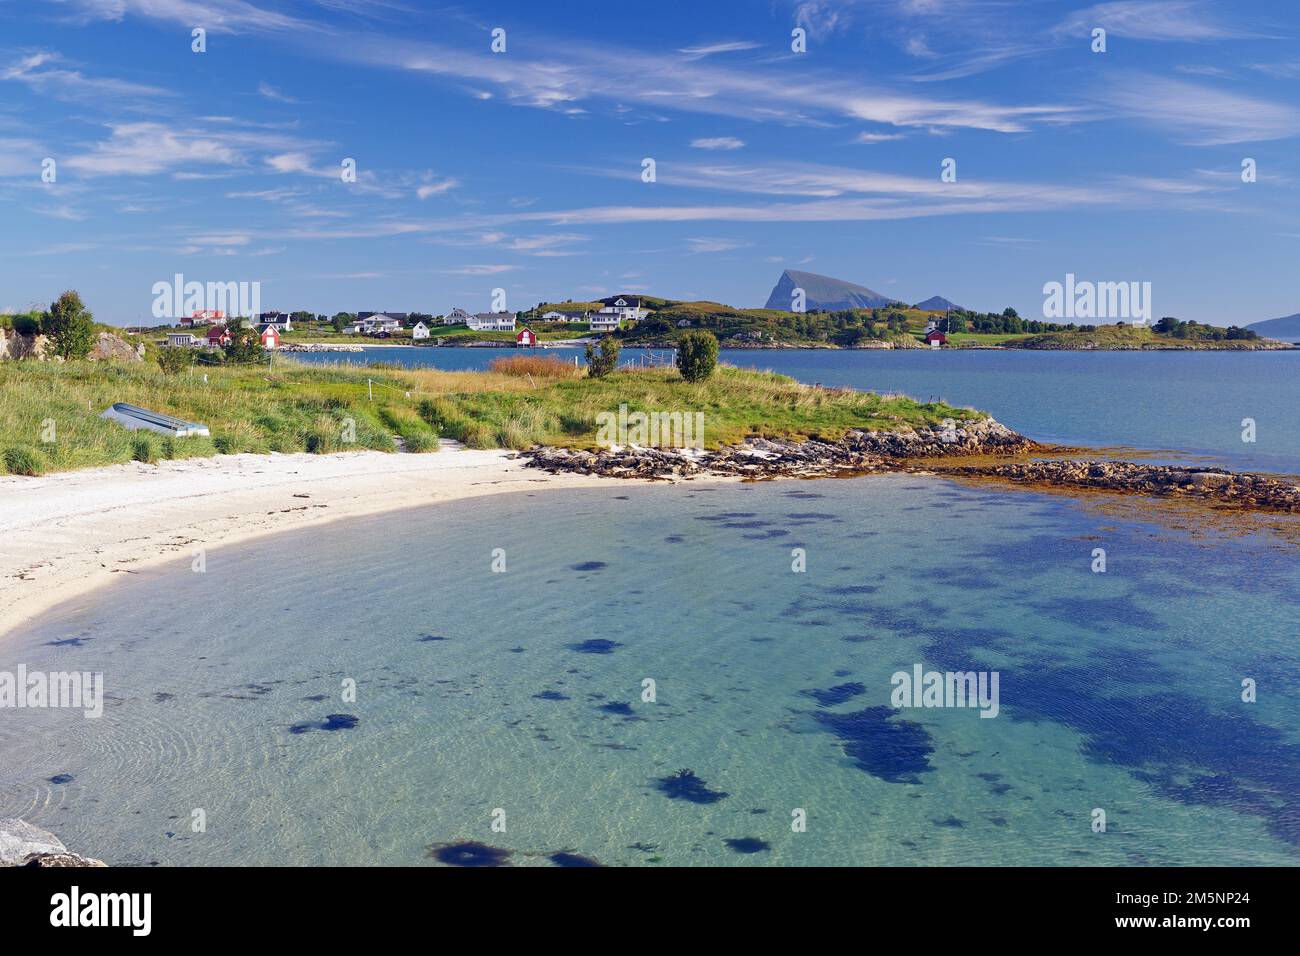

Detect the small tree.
[
  {"left": 43, "top": 290, "right": 96, "bottom": 360},
  {"left": 157, "top": 346, "right": 195, "bottom": 375},
  {"left": 676, "top": 330, "right": 719, "bottom": 383},
  {"left": 585, "top": 337, "right": 620, "bottom": 378},
  {"left": 224, "top": 325, "right": 264, "bottom": 363}
]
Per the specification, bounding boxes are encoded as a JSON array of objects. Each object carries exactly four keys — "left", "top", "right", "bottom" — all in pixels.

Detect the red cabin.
[
  {"left": 260, "top": 325, "right": 281, "bottom": 349},
  {"left": 516, "top": 326, "right": 536, "bottom": 347},
  {"left": 207, "top": 326, "right": 232, "bottom": 347},
  {"left": 925, "top": 329, "right": 947, "bottom": 348}
]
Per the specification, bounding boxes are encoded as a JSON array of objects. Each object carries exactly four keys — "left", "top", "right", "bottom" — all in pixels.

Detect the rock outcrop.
[
  {"left": 523, "top": 418, "right": 1300, "bottom": 513},
  {"left": 89, "top": 331, "right": 144, "bottom": 362},
  {"left": 524, "top": 418, "right": 1035, "bottom": 480},
  {"left": 0, "top": 329, "right": 142, "bottom": 362},
  {"left": 0, "top": 818, "right": 106, "bottom": 867}
]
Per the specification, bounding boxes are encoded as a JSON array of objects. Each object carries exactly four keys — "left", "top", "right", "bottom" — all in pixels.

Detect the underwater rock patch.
[
  {"left": 656, "top": 769, "right": 728, "bottom": 805},
  {"left": 427, "top": 840, "right": 511, "bottom": 867}
]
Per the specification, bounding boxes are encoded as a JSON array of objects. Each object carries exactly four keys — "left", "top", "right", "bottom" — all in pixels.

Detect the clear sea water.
[
  {"left": 2, "top": 477, "right": 1297, "bottom": 866},
  {"left": 296, "top": 347, "right": 1300, "bottom": 474}
]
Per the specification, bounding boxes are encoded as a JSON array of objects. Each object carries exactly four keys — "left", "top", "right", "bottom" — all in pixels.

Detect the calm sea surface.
[
  {"left": 294, "top": 347, "right": 1300, "bottom": 474},
  {"left": 1, "top": 479, "right": 1297, "bottom": 866}
]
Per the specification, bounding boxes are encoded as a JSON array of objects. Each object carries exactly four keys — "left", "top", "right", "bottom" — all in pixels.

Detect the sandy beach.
[{"left": 0, "top": 446, "right": 660, "bottom": 641}]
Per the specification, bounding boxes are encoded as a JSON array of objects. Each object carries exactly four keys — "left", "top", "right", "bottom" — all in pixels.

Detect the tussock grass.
[
  {"left": 0, "top": 357, "right": 983, "bottom": 473},
  {"left": 487, "top": 354, "right": 582, "bottom": 380}
]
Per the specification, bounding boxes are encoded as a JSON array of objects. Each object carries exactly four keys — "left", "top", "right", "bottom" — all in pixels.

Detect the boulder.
[{"left": 0, "top": 818, "right": 105, "bottom": 867}]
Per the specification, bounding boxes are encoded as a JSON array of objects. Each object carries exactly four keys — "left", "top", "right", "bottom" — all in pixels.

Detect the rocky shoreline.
[
  {"left": 522, "top": 418, "right": 1300, "bottom": 514},
  {"left": 0, "top": 819, "right": 105, "bottom": 867}
]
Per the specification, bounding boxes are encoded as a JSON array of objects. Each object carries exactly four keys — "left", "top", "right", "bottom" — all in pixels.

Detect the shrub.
[
  {"left": 488, "top": 354, "right": 578, "bottom": 379},
  {"left": 402, "top": 430, "right": 438, "bottom": 453},
  {"left": 157, "top": 347, "right": 195, "bottom": 375},
  {"left": 4, "top": 446, "right": 44, "bottom": 476},
  {"left": 131, "top": 434, "right": 159, "bottom": 463},
  {"left": 11, "top": 314, "right": 41, "bottom": 336},
  {"left": 43, "top": 291, "right": 96, "bottom": 360},
  {"left": 676, "top": 330, "right": 719, "bottom": 383},
  {"left": 585, "top": 338, "right": 620, "bottom": 378}
]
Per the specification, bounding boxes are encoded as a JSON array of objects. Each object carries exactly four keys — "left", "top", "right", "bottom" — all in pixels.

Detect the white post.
[{"left": 368, "top": 379, "right": 373, "bottom": 401}]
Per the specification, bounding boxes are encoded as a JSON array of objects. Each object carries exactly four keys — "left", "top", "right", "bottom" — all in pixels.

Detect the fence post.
[{"left": 368, "top": 379, "right": 373, "bottom": 401}]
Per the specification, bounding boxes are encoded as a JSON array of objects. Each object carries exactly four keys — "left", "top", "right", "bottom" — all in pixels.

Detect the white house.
[
  {"left": 443, "top": 307, "right": 474, "bottom": 325},
  {"left": 257, "top": 311, "right": 294, "bottom": 331},
  {"left": 589, "top": 314, "right": 620, "bottom": 332},
  {"left": 347, "top": 313, "right": 404, "bottom": 334},
  {"left": 166, "top": 332, "right": 199, "bottom": 347},
  {"left": 598, "top": 296, "right": 648, "bottom": 321},
  {"left": 467, "top": 312, "right": 516, "bottom": 331},
  {"left": 411, "top": 321, "right": 430, "bottom": 340},
  {"left": 541, "top": 310, "right": 588, "bottom": 323}
]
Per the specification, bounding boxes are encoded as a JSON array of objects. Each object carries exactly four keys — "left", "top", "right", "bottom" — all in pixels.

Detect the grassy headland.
[{"left": 0, "top": 357, "right": 981, "bottom": 475}]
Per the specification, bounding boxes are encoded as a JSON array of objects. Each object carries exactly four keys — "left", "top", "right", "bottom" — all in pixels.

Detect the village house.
[
  {"left": 257, "top": 311, "right": 294, "bottom": 331},
  {"left": 260, "top": 326, "right": 282, "bottom": 349},
  {"left": 410, "top": 321, "right": 430, "bottom": 340},
  {"left": 597, "top": 296, "right": 648, "bottom": 321},
  {"left": 540, "top": 309, "right": 588, "bottom": 323},
  {"left": 589, "top": 313, "right": 621, "bottom": 332},
  {"left": 180, "top": 310, "right": 223, "bottom": 327},
  {"left": 207, "top": 326, "right": 233, "bottom": 347},
  {"left": 925, "top": 328, "right": 948, "bottom": 348},
  {"left": 516, "top": 326, "right": 536, "bottom": 347},
  {"left": 467, "top": 312, "right": 517, "bottom": 331},
  {"left": 347, "top": 313, "right": 404, "bottom": 334},
  {"left": 166, "top": 332, "right": 199, "bottom": 347},
  {"left": 443, "top": 307, "right": 474, "bottom": 325}
]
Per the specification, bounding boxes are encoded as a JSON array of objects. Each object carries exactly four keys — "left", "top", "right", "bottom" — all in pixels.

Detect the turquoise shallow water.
[{"left": 1, "top": 478, "right": 1296, "bottom": 866}]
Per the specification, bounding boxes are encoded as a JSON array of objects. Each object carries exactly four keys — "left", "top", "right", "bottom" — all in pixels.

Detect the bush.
[
  {"left": 131, "top": 434, "right": 159, "bottom": 463},
  {"left": 43, "top": 291, "right": 96, "bottom": 360},
  {"left": 4, "top": 446, "right": 44, "bottom": 476},
  {"left": 11, "top": 314, "right": 41, "bottom": 336},
  {"left": 585, "top": 338, "right": 620, "bottom": 378},
  {"left": 676, "top": 330, "right": 719, "bottom": 383},
  {"left": 157, "top": 347, "right": 195, "bottom": 375}
]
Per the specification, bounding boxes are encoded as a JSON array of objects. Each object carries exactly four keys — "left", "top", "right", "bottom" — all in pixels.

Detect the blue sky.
[{"left": 1, "top": 0, "right": 1298, "bottom": 324}]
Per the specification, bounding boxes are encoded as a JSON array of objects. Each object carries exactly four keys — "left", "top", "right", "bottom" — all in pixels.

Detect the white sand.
[{"left": 0, "top": 447, "right": 658, "bottom": 641}]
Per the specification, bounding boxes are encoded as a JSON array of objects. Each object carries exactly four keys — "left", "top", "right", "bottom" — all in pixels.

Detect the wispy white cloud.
[
  {"left": 257, "top": 81, "right": 297, "bottom": 103},
  {"left": 690, "top": 137, "right": 745, "bottom": 150},
  {"left": 686, "top": 237, "right": 747, "bottom": 253},
  {"left": 1, "top": 50, "right": 171, "bottom": 101},
  {"left": 676, "top": 40, "right": 761, "bottom": 59},
  {"left": 1101, "top": 74, "right": 1300, "bottom": 144},
  {"left": 1054, "top": 1, "right": 1263, "bottom": 42}
]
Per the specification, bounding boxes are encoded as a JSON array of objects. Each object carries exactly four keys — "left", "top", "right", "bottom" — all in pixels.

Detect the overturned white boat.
[{"left": 99, "top": 402, "right": 210, "bottom": 438}]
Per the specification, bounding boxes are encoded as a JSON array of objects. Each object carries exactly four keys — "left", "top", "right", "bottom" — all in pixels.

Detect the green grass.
[
  {"left": 1006, "top": 326, "right": 1275, "bottom": 350},
  {"left": 0, "top": 358, "right": 984, "bottom": 474}
]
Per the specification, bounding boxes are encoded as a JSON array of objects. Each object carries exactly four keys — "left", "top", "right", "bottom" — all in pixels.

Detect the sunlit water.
[
  {"left": 296, "top": 347, "right": 1300, "bottom": 473},
  {"left": 2, "top": 479, "right": 1296, "bottom": 866}
]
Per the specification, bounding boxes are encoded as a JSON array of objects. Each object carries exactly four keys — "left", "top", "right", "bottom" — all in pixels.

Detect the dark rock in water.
[
  {"left": 934, "top": 816, "right": 965, "bottom": 828},
  {"left": 811, "top": 706, "right": 934, "bottom": 783},
  {"left": 568, "top": 639, "right": 623, "bottom": 654},
  {"left": 800, "top": 682, "right": 865, "bottom": 707},
  {"left": 663, "top": 535, "right": 685, "bottom": 543},
  {"left": 427, "top": 840, "right": 511, "bottom": 867},
  {"left": 656, "top": 769, "right": 728, "bottom": 804},
  {"left": 418, "top": 634, "right": 449, "bottom": 642},
  {"left": 47, "top": 774, "right": 74, "bottom": 785},
  {"left": 533, "top": 690, "right": 571, "bottom": 701},
  {"left": 550, "top": 851, "right": 602, "bottom": 867},
  {"left": 289, "top": 713, "right": 360, "bottom": 734},
  {"left": 599, "top": 701, "right": 635, "bottom": 716},
  {"left": 570, "top": 561, "right": 608, "bottom": 571},
  {"left": 46, "top": 637, "right": 89, "bottom": 647},
  {"left": 725, "top": 837, "right": 771, "bottom": 854}
]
